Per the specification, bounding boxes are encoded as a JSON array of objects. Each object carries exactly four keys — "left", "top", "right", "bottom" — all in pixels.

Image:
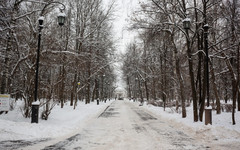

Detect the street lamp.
[
  {"left": 203, "top": 24, "right": 212, "bottom": 125},
  {"left": 31, "top": 6, "right": 66, "bottom": 124},
  {"left": 31, "top": 16, "right": 45, "bottom": 124},
  {"left": 183, "top": 17, "right": 191, "bottom": 30},
  {"left": 58, "top": 12, "right": 66, "bottom": 26},
  {"left": 203, "top": 24, "right": 209, "bottom": 107}
]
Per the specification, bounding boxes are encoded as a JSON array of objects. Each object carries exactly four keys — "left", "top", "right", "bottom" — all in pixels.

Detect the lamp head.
[
  {"left": 183, "top": 18, "right": 191, "bottom": 30},
  {"left": 58, "top": 12, "right": 66, "bottom": 26},
  {"left": 38, "top": 16, "right": 44, "bottom": 26}
]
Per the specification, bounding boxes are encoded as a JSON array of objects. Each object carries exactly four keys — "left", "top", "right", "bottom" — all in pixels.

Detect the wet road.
[{"left": 39, "top": 100, "right": 208, "bottom": 150}]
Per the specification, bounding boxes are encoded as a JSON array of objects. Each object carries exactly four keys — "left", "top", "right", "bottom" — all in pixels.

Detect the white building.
[{"left": 114, "top": 87, "right": 127, "bottom": 100}]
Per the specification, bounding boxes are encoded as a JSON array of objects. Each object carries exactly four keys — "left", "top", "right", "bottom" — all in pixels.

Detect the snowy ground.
[
  {"left": 0, "top": 99, "right": 240, "bottom": 150},
  {"left": 37, "top": 100, "right": 207, "bottom": 150},
  {"left": 142, "top": 101, "right": 240, "bottom": 149},
  {"left": 0, "top": 100, "right": 112, "bottom": 149}
]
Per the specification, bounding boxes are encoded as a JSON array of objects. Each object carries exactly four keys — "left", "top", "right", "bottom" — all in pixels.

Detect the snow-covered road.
[{"left": 35, "top": 100, "right": 211, "bottom": 150}]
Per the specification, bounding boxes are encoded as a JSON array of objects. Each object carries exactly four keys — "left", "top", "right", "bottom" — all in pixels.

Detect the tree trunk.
[
  {"left": 70, "top": 74, "right": 77, "bottom": 106},
  {"left": 95, "top": 78, "right": 99, "bottom": 100},
  {"left": 70, "top": 91, "right": 74, "bottom": 106},
  {"left": 86, "top": 82, "right": 91, "bottom": 104},
  {"left": 152, "top": 76, "right": 156, "bottom": 100},
  {"left": 73, "top": 73, "right": 78, "bottom": 109},
  {"left": 230, "top": 0, "right": 238, "bottom": 125},
  {"left": 1, "top": 35, "right": 11, "bottom": 94},
  {"left": 198, "top": 55, "right": 206, "bottom": 122},
  {"left": 186, "top": 30, "right": 198, "bottom": 122},
  {"left": 175, "top": 55, "right": 186, "bottom": 118},
  {"left": 238, "top": 44, "right": 240, "bottom": 111},
  {"left": 220, "top": 51, "right": 238, "bottom": 124},
  {"left": 138, "top": 78, "right": 144, "bottom": 104},
  {"left": 210, "top": 61, "right": 221, "bottom": 114},
  {"left": 91, "top": 82, "right": 96, "bottom": 102},
  {"left": 238, "top": 91, "right": 240, "bottom": 111},
  {"left": 143, "top": 43, "right": 149, "bottom": 101},
  {"left": 171, "top": 35, "right": 186, "bottom": 118},
  {"left": 86, "top": 59, "right": 91, "bottom": 104},
  {"left": 144, "top": 80, "right": 149, "bottom": 101},
  {"left": 182, "top": 0, "right": 198, "bottom": 121},
  {"left": 60, "top": 65, "right": 65, "bottom": 108},
  {"left": 127, "top": 76, "right": 132, "bottom": 98},
  {"left": 160, "top": 55, "right": 166, "bottom": 110},
  {"left": 232, "top": 80, "right": 237, "bottom": 125}
]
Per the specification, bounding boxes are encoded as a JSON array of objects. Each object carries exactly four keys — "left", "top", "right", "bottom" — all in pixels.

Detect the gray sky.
[
  {"left": 113, "top": 0, "right": 140, "bottom": 90},
  {"left": 103, "top": 0, "right": 141, "bottom": 90},
  {"left": 112, "top": 0, "right": 140, "bottom": 53},
  {"left": 102, "top": 0, "right": 141, "bottom": 53}
]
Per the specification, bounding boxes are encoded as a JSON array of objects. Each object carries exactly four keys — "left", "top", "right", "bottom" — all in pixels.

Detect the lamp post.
[
  {"left": 58, "top": 11, "right": 66, "bottom": 108},
  {"left": 31, "top": 5, "right": 66, "bottom": 123},
  {"left": 203, "top": 24, "right": 212, "bottom": 125},
  {"left": 31, "top": 16, "right": 44, "bottom": 124},
  {"left": 203, "top": 24, "right": 210, "bottom": 107}
]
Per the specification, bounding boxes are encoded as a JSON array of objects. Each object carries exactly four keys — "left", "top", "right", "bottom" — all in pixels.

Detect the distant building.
[{"left": 114, "top": 87, "right": 127, "bottom": 100}]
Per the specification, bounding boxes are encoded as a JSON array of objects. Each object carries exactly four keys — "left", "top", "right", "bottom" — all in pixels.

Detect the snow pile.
[
  {"left": 142, "top": 102, "right": 240, "bottom": 144},
  {"left": 143, "top": 102, "right": 240, "bottom": 130},
  {"left": 0, "top": 100, "right": 112, "bottom": 141}
]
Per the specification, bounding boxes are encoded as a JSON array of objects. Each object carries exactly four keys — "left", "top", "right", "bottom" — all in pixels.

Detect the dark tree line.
[
  {"left": 0, "top": 0, "right": 116, "bottom": 119},
  {"left": 122, "top": 0, "right": 240, "bottom": 124}
]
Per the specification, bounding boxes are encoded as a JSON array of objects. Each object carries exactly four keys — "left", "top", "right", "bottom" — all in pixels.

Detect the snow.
[
  {"left": 144, "top": 102, "right": 240, "bottom": 130},
  {"left": 205, "top": 105, "right": 212, "bottom": 109},
  {"left": 0, "top": 99, "right": 240, "bottom": 149},
  {"left": 58, "top": 12, "right": 66, "bottom": 17},
  {"left": 203, "top": 24, "right": 209, "bottom": 28},
  {"left": 141, "top": 101, "right": 240, "bottom": 144},
  {"left": 32, "top": 100, "right": 40, "bottom": 105},
  {"left": 0, "top": 100, "right": 112, "bottom": 141},
  {"left": 182, "top": 17, "right": 191, "bottom": 22},
  {"left": 38, "top": 16, "right": 44, "bottom": 21}
]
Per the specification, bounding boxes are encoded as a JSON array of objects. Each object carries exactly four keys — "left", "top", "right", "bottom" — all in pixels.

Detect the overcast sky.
[
  {"left": 107, "top": 0, "right": 140, "bottom": 53},
  {"left": 102, "top": 0, "right": 141, "bottom": 90},
  {"left": 114, "top": 0, "right": 140, "bottom": 90}
]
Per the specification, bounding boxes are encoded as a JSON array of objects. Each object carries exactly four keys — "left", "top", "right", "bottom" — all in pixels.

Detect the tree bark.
[
  {"left": 171, "top": 34, "right": 186, "bottom": 118},
  {"left": 238, "top": 44, "right": 240, "bottom": 111},
  {"left": 210, "top": 61, "right": 221, "bottom": 114},
  {"left": 186, "top": 30, "right": 198, "bottom": 122}
]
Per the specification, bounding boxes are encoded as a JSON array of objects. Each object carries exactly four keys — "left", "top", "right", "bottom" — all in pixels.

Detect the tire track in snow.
[
  {"left": 42, "top": 134, "right": 82, "bottom": 150},
  {"left": 35, "top": 100, "right": 210, "bottom": 150},
  {"left": 128, "top": 102, "right": 208, "bottom": 150},
  {"left": 98, "top": 101, "right": 119, "bottom": 118},
  {"left": 0, "top": 138, "right": 49, "bottom": 150}
]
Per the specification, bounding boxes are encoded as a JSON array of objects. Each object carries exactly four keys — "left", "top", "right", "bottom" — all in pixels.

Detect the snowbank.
[
  {"left": 141, "top": 101, "right": 240, "bottom": 144},
  {"left": 142, "top": 102, "right": 240, "bottom": 131},
  {"left": 0, "top": 100, "right": 112, "bottom": 141}
]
